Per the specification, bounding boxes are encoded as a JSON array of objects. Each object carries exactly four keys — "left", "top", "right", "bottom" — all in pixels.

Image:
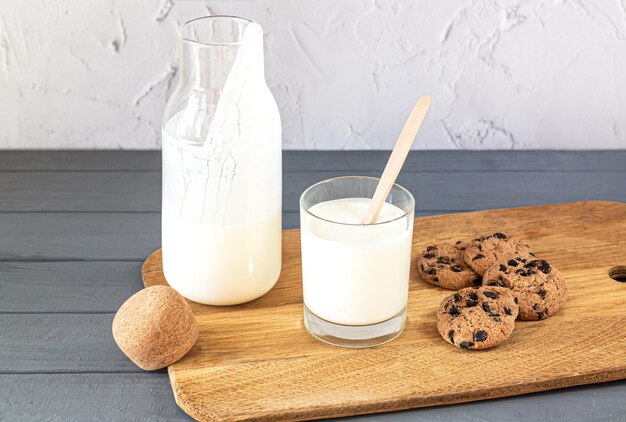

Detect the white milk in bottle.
[{"left": 161, "top": 17, "right": 281, "bottom": 305}]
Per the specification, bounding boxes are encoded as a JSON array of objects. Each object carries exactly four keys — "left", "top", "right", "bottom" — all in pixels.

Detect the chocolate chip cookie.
[
  {"left": 482, "top": 257, "right": 568, "bottom": 320},
  {"left": 437, "top": 286, "right": 519, "bottom": 350},
  {"left": 463, "top": 233, "right": 534, "bottom": 276},
  {"left": 417, "top": 242, "right": 481, "bottom": 290}
]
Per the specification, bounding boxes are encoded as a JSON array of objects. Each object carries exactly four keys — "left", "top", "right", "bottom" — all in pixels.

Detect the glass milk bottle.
[{"left": 161, "top": 16, "right": 281, "bottom": 305}]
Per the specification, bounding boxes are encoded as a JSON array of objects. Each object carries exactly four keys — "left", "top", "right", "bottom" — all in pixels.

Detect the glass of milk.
[{"left": 300, "top": 176, "right": 415, "bottom": 348}]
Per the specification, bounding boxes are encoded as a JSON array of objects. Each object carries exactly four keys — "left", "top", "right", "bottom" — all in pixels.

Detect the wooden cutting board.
[{"left": 142, "top": 201, "right": 626, "bottom": 422}]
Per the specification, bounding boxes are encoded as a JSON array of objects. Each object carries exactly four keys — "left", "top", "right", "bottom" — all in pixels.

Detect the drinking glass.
[{"left": 300, "top": 176, "right": 415, "bottom": 348}]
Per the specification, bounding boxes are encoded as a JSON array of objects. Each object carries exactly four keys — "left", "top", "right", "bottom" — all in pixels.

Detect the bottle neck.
[{"left": 178, "top": 38, "right": 265, "bottom": 91}]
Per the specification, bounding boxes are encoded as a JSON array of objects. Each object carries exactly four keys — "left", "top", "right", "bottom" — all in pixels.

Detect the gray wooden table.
[{"left": 1, "top": 150, "right": 625, "bottom": 421}]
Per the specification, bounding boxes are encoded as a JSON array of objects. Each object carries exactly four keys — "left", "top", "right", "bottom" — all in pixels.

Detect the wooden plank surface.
[
  {"left": 0, "top": 213, "right": 160, "bottom": 261},
  {"left": 0, "top": 262, "right": 144, "bottom": 313},
  {"left": 1, "top": 374, "right": 625, "bottom": 422},
  {"left": 1, "top": 151, "right": 625, "bottom": 422},
  {"left": 0, "top": 374, "right": 188, "bottom": 421},
  {"left": 0, "top": 151, "right": 162, "bottom": 171},
  {"left": 2, "top": 170, "right": 626, "bottom": 212},
  {"left": 0, "top": 211, "right": 453, "bottom": 261},
  {"left": 0, "top": 314, "right": 140, "bottom": 373},
  {"left": 283, "top": 171, "right": 626, "bottom": 212},
  {"left": 282, "top": 150, "right": 626, "bottom": 172},
  {"left": 2, "top": 150, "right": 626, "bottom": 172},
  {"left": 0, "top": 172, "right": 161, "bottom": 212},
  {"left": 143, "top": 201, "right": 626, "bottom": 421}
]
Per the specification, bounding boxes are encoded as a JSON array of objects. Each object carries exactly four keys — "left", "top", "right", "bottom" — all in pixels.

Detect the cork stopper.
[{"left": 112, "top": 285, "right": 198, "bottom": 370}]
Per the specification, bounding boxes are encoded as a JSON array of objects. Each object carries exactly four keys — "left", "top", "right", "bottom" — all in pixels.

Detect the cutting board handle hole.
[{"left": 609, "top": 266, "right": 626, "bottom": 283}]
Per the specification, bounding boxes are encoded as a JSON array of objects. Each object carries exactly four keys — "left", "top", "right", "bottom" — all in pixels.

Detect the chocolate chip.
[
  {"left": 537, "top": 260, "right": 551, "bottom": 274},
  {"left": 504, "top": 307, "right": 513, "bottom": 315},
  {"left": 439, "top": 256, "right": 452, "bottom": 263},
  {"left": 448, "top": 330, "right": 455, "bottom": 344},
  {"left": 492, "top": 316, "right": 501, "bottom": 322},
  {"left": 426, "top": 245, "right": 437, "bottom": 251},
  {"left": 493, "top": 232, "right": 507, "bottom": 239},
  {"left": 507, "top": 259, "right": 518, "bottom": 267},
  {"left": 482, "top": 303, "right": 492, "bottom": 315},
  {"left": 493, "top": 276, "right": 507, "bottom": 287},
  {"left": 466, "top": 299, "right": 478, "bottom": 307},
  {"left": 516, "top": 268, "right": 526, "bottom": 275},
  {"left": 432, "top": 277, "right": 439, "bottom": 282},
  {"left": 487, "top": 281, "right": 498, "bottom": 286},
  {"left": 538, "top": 289, "right": 546, "bottom": 299},
  {"left": 451, "top": 265, "right": 463, "bottom": 272},
  {"left": 537, "top": 311, "right": 546, "bottom": 320},
  {"left": 472, "top": 277, "right": 482, "bottom": 286},
  {"left": 475, "top": 330, "right": 488, "bottom": 342},
  {"left": 455, "top": 240, "right": 462, "bottom": 245},
  {"left": 520, "top": 258, "right": 527, "bottom": 263},
  {"left": 477, "top": 244, "right": 483, "bottom": 251},
  {"left": 472, "top": 254, "right": 485, "bottom": 261},
  {"left": 484, "top": 291, "right": 498, "bottom": 299},
  {"left": 514, "top": 297, "right": 519, "bottom": 304},
  {"left": 499, "top": 264, "right": 507, "bottom": 272},
  {"left": 532, "top": 304, "right": 539, "bottom": 310},
  {"left": 468, "top": 293, "right": 478, "bottom": 301},
  {"left": 426, "top": 268, "right": 437, "bottom": 275},
  {"left": 453, "top": 293, "right": 462, "bottom": 302},
  {"left": 449, "top": 305, "right": 460, "bottom": 316},
  {"left": 423, "top": 253, "right": 435, "bottom": 259},
  {"left": 459, "top": 341, "right": 474, "bottom": 349}
]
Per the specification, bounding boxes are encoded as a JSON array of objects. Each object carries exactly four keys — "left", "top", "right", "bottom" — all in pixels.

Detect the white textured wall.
[{"left": 1, "top": 1, "right": 625, "bottom": 149}]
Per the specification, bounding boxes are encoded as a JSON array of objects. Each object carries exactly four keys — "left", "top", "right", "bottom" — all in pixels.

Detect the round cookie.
[
  {"left": 463, "top": 233, "right": 533, "bottom": 276},
  {"left": 417, "top": 242, "right": 481, "bottom": 290},
  {"left": 482, "top": 257, "right": 568, "bottom": 320},
  {"left": 437, "top": 286, "right": 519, "bottom": 350}
]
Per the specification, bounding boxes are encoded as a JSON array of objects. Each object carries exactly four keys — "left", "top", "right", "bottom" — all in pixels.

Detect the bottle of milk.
[{"left": 161, "top": 16, "right": 281, "bottom": 305}]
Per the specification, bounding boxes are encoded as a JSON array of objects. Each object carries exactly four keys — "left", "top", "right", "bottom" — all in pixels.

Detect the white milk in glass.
[{"left": 301, "top": 198, "right": 413, "bottom": 325}]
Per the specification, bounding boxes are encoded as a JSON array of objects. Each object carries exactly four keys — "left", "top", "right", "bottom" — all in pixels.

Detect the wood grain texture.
[
  {"left": 0, "top": 212, "right": 453, "bottom": 261},
  {"left": 1, "top": 375, "right": 625, "bottom": 422},
  {"left": 0, "top": 262, "right": 143, "bottom": 312},
  {"left": 0, "top": 314, "right": 140, "bottom": 373},
  {"left": 284, "top": 171, "right": 626, "bottom": 212},
  {"left": 1, "top": 151, "right": 624, "bottom": 421},
  {"left": 282, "top": 150, "right": 626, "bottom": 172},
  {"left": 2, "top": 150, "right": 626, "bottom": 172},
  {"left": 3, "top": 170, "right": 626, "bottom": 212},
  {"left": 0, "top": 374, "right": 189, "bottom": 421},
  {"left": 0, "top": 213, "right": 160, "bottom": 261},
  {"left": 0, "top": 151, "right": 161, "bottom": 171},
  {"left": 0, "top": 172, "right": 161, "bottom": 212},
  {"left": 143, "top": 201, "right": 626, "bottom": 421},
  {"left": 362, "top": 95, "right": 430, "bottom": 223}
]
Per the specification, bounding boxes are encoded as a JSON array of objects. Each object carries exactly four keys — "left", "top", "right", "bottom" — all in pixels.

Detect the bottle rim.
[{"left": 178, "top": 15, "right": 263, "bottom": 47}]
